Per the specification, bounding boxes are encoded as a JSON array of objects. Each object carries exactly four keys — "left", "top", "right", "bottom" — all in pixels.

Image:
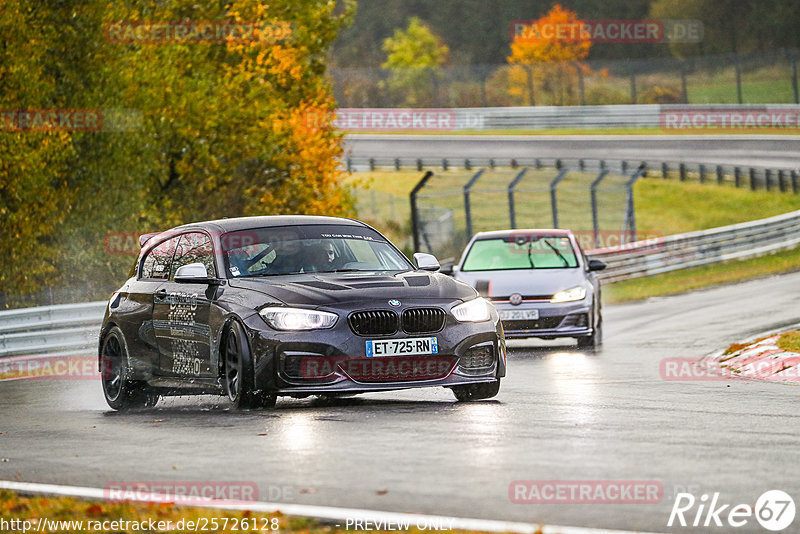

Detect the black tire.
[
  {"left": 100, "top": 327, "right": 158, "bottom": 410},
  {"left": 452, "top": 379, "right": 501, "bottom": 402},
  {"left": 577, "top": 312, "right": 603, "bottom": 350},
  {"left": 223, "top": 322, "right": 276, "bottom": 410}
]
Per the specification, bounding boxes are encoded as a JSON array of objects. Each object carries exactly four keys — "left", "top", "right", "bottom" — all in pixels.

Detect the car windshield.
[
  {"left": 461, "top": 236, "right": 579, "bottom": 271},
  {"left": 221, "top": 224, "right": 412, "bottom": 277}
]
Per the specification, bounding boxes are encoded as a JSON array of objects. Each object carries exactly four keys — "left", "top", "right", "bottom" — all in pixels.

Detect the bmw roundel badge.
[{"left": 388, "top": 299, "right": 401, "bottom": 307}]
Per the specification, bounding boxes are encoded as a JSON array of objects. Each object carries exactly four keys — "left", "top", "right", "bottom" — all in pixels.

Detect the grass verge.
[
  {"left": 604, "top": 246, "right": 800, "bottom": 304},
  {"left": 777, "top": 331, "right": 800, "bottom": 353}
]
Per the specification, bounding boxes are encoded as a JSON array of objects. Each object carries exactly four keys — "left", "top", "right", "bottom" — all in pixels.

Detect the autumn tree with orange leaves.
[
  {"left": 1, "top": 0, "right": 356, "bottom": 305},
  {"left": 507, "top": 4, "right": 592, "bottom": 106}
]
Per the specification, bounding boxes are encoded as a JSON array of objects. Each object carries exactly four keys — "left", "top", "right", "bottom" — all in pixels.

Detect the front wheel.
[
  {"left": 223, "top": 322, "right": 276, "bottom": 410},
  {"left": 451, "top": 379, "right": 500, "bottom": 402},
  {"left": 100, "top": 327, "right": 158, "bottom": 410},
  {"left": 577, "top": 314, "right": 602, "bottom": 350}
]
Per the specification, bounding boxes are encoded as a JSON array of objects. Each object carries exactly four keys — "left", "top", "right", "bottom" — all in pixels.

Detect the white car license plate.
[
  {"left": 499, "top": 309, "right": 539, "bottom": 321},
  {"left": 366, "top": 337, "right": 439, "bottom": 357}
]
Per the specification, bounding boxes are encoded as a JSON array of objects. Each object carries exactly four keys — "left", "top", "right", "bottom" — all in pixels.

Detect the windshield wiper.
[
  {"left": 543, "top": 239, "right": 570, "bottom": 266},
  {"left": 526, "top": 241, "right": 536, "bottom": 268}
]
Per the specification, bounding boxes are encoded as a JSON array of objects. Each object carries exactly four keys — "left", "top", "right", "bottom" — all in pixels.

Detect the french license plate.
[
  {"left": 499, "top": 309, "right": 539, "bottom": 321},
  {"left": 366, "top": 337, "right": 439, "bottom": 357}
]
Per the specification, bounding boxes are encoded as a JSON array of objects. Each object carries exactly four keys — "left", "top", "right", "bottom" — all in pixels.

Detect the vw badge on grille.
[
  {"left": 388, "top": 299, "right": 401, "bottom": 307},
  {"left": 509, "top": 293, "right": 523, "bottom": 306}
]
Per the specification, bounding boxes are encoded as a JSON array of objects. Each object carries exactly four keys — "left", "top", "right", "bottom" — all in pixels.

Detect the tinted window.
[
  {"left": 170, "top": 232, "right": 216, "bottom": 279},
  {"left": 462, "top": 236, "right": 579, "bottom": 271},
  {"left": 221, "top": 225, "right": 412, "bottom": 277},
  {"left": 140, "top": 236, "right": 179, "bottom": 280}
]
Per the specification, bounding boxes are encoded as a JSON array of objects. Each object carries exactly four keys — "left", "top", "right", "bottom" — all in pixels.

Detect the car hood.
[
  {"left": 455, "top": 268, "right": 587, "bottom": 297},
  {"left": 226, "top": 271, "right": 476, "bottom": 307}
]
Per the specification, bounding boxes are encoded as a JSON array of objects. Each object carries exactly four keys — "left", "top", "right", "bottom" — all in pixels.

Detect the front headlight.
[
  {"left": 550, "top": 286, "right": 587, "bottom": 303},
  {"left": 259, "top": 307, "right": 338, "bottom": 330},
  {"left": 452, "top": 297, "right": 492, "bottom": 322}
]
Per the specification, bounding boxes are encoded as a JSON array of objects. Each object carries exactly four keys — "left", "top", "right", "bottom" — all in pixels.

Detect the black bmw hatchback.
[{"left": 99, "top": 216, "right": 506, "bottom": 410}]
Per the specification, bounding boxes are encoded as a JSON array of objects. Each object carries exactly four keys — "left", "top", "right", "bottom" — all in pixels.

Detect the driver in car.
[
  {"left": 303, "top": 241, "right": 344, "bottom": 272},
  {"left": 322, "top": 241, "right": 343, "bottom": 269}
]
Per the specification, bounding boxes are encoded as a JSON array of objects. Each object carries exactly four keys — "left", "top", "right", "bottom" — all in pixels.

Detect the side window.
[
  {"left": 170, "top": 232, "right": 216, "bottom": 279},
  {"left": 140, "top": 237, "right": 179, "bottom": 280}
]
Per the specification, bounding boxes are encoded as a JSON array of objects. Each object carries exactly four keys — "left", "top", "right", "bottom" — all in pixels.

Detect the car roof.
[
  {"left": 139, "top": 216, "right": 369, "bottom": 251},
  {"left": 170, "top": 215, "right": 367, "bottom": 233},
  {"left": 472, "top": 229, "right": 575, "bottom": 239}
]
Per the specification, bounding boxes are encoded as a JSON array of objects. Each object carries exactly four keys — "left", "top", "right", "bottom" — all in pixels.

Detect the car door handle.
[{"left": 155, "top": 289, "right": 167, "bottom": 297}]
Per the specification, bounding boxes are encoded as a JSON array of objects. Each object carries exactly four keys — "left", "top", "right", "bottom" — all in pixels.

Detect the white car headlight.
[
  {"left": 452, "top": 297, "right": 492, "bottom": 322},
  {"left": 259, "top": 307, "right": 338, "bottom": 330},
  {"left": 550, "top": 286, "right": 587, "bottom": 303}
]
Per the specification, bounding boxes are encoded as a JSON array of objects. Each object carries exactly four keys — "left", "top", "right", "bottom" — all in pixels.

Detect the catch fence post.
[
  {"left": 410, "top": 171, "right": 434, "bottom": 253},
  {"left": 463, "top": 169, "right": 486, "bottom": 239},
  {"left": 507, "top": 168, "right": 529, "bottom": 230}
]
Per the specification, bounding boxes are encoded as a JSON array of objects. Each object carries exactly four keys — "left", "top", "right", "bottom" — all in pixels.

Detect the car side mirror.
[
  {"left": 587, "top": 259, "right": 606, "bottom": 272},
  {"left": 439, "top": 262, "right": 454, "bottom": 276},
  {"left": 413, "top": 252, "right": 440, "bottom": 272},
  {"left": 175, "top": 262, "right": 221, "bottom": 285}
]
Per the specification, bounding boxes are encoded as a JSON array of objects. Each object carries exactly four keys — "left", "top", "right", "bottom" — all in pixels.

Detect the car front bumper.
[
  {"left": 492, "top": 299, "right": 593, "bottom": 339},
  {"left": 241, "top": 304, "right": 506, "bottom": 396}
]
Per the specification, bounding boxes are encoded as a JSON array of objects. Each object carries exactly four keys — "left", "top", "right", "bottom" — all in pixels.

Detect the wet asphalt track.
[
  {"left": 344, "top": 134, "right": 800, "bottom": 169},
  {"left": 2, "top": 271, "right": 800, "bottom": 533}
]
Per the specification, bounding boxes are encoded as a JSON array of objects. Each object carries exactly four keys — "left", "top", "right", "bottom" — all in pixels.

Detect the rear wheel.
[
  {"left": 100, "top": 327, "right": 158, "bottom": 410},
  {"left": 452, "top": 379, "right": 500, "bottom": 402},
  {"left": 223, "top": 322, "right": 276, "bottom": 410}
]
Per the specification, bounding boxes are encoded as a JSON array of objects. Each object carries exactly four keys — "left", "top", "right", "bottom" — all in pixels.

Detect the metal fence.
[
  {"left": 343, "top": 156, "right": 800, "bottom": 262},
  {"left": 407, "top": 161, "right": 644, "bottom": 261},
  {"left": 359, "top": 157, "right": 798, "bottom": 261},
  {"left": 591, "top": 208, "right": 800, "bottom": 283},
  {"left": 349, "top": 156, "right": 799, "bottom": 192},
  {"left": 332, "top": 49, "right": 800, "bottom": 108},
  {"left": 0, "top": 302, "right": 104, "bottom": 358}
]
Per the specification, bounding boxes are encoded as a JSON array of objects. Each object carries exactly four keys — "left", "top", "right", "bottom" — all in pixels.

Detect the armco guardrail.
[
  {"left": 336, "top": 104, "right": 800, "bottom": 131},
  {"left": 2, "top": 208, "right": 800, "bottom": 356},
  {"left": 0, "top": 302, "right": 105, "bottom": 358},
  {"left": 587, "top": 208, "right": 800, "bottom": 282},
  {"left": 453, "top": 104, "right": 661, "bottom": 130}
]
